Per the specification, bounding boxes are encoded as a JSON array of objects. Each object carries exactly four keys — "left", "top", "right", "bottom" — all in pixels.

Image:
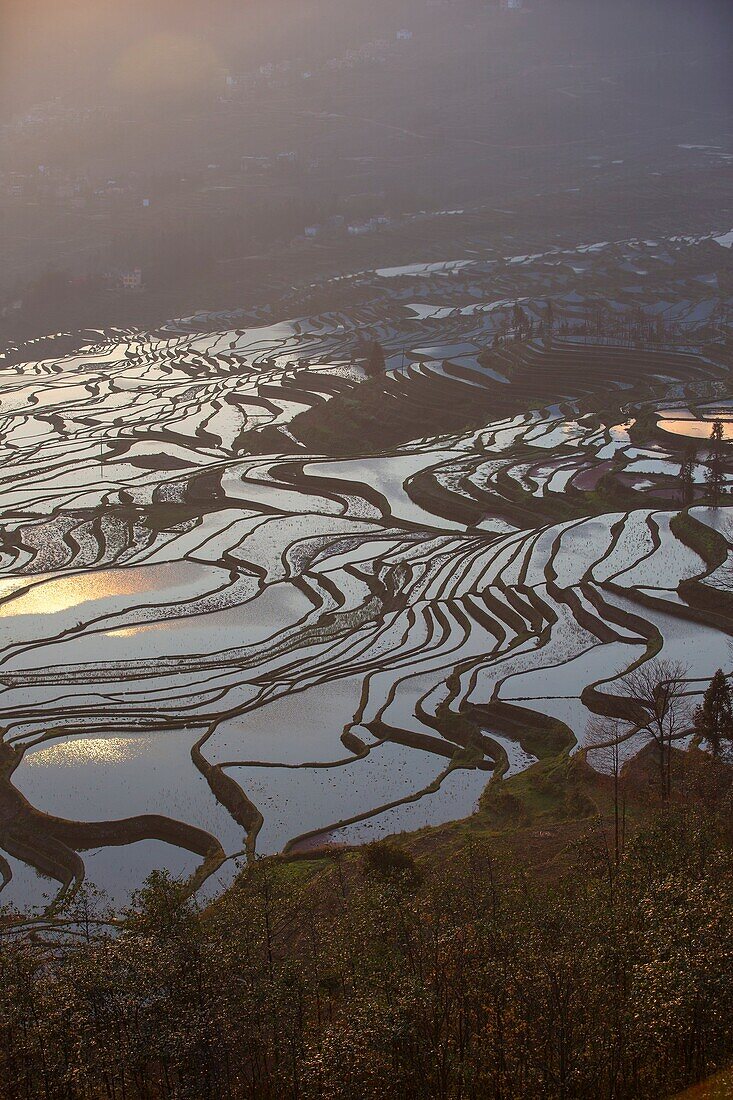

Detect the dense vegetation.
[
  {"left": 3, "top": 749, "right": 733, "bottom": 1099},
  {"left": 289, "top": 375, "right": 500, "bottom": 456}
]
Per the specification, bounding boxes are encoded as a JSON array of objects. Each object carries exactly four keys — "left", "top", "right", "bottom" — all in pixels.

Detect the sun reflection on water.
[
  {"left": 25, "top": 736, "right": 149, "bottom": 768},
  {"left": 660, "top": 419, "right": 733, "bottom": 441},
  {"left": 0, "top": 570, "right": 152, "bottom": 618}
]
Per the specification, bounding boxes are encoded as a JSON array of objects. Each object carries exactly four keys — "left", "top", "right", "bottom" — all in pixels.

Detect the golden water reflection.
[
  {"left": 0, "top": 569, "right": 153, "bottom": 618},
  {"left": 659, "top": 419, "right": 733, "bottom": 441},
  {"left": 25, "top": 735, "right": 149, "bottom": 769}
]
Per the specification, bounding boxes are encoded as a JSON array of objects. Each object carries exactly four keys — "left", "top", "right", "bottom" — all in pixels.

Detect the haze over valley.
[{"left": 2, "top": 6, "right": 733, "bottom": 1097}]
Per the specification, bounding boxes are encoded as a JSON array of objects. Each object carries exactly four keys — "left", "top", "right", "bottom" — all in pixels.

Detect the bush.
[{"left": 361, "top": 840, "right": 421, "bottom": 882}]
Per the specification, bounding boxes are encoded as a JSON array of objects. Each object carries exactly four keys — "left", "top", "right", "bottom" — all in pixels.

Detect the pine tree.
[
  {"left": 694, "top": 669, "right": 733, "bottom": 757},
  {"left": 679, "top": 442, "right": 696, "bottom": 506}
]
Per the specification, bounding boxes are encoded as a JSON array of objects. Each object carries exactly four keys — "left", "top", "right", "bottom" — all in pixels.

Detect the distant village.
[{"left": 0, "top": 0, "right": 531, "bottom": 327}]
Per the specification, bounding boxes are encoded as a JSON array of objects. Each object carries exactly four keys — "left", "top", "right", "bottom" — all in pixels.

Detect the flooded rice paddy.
[{"left": 1, "top": 241, "right": 732, "bottom": 913}]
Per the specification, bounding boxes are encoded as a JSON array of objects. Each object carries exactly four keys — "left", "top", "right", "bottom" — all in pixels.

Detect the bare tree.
[
  {"left": 613, "top": 658, "right": 692, "bottom": 799},
  {"left": 586, "top": 714, "right": 629, "bottom": 867}
]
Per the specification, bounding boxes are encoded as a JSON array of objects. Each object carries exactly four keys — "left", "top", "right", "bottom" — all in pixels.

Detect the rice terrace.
[
  {"left": 3, "top": 1, "right": 733, "bottom": 1095},
  {"left": 1, "top": 227, "right": 732, "bottom": 912}
]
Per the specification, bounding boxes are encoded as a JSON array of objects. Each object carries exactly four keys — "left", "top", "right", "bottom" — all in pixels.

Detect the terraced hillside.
[{"left": 1, "top": 236, "right": 732, "bottom": 914}]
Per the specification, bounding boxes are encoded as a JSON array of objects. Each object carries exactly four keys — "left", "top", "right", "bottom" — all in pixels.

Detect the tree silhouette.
[
  {"left": 365, "top": 340, "right": 386, "bottom": 378},
  {"left": 512, "top": 300, "right": 528, "bottom": 337},
  {"left": 614, "top": 658, "right": 691, "bottom": 799},
  {"left": 706, "top": 418, "right": 726, "bottom": 505},
  {"left": 545, "top": 299, "right": 554, "bottom": 332},
  {"left": 586, "top": 714, "right": 627, "bottom": 865},
  {"left": 679, "top": 441, "right": 697, "bottom": 506}
]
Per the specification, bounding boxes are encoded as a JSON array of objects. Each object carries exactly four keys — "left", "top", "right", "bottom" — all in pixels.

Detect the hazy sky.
[
  {"left": 0, "top": 0, "right": 400, "bottom": 116},
  {"left": 1, "top": 0, "right": 730, "bottom": 120}
]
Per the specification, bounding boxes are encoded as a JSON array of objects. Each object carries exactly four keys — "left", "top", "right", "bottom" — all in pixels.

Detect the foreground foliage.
[{"left": 2, "top": 769, "right": 733, "bottom": 1100}]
